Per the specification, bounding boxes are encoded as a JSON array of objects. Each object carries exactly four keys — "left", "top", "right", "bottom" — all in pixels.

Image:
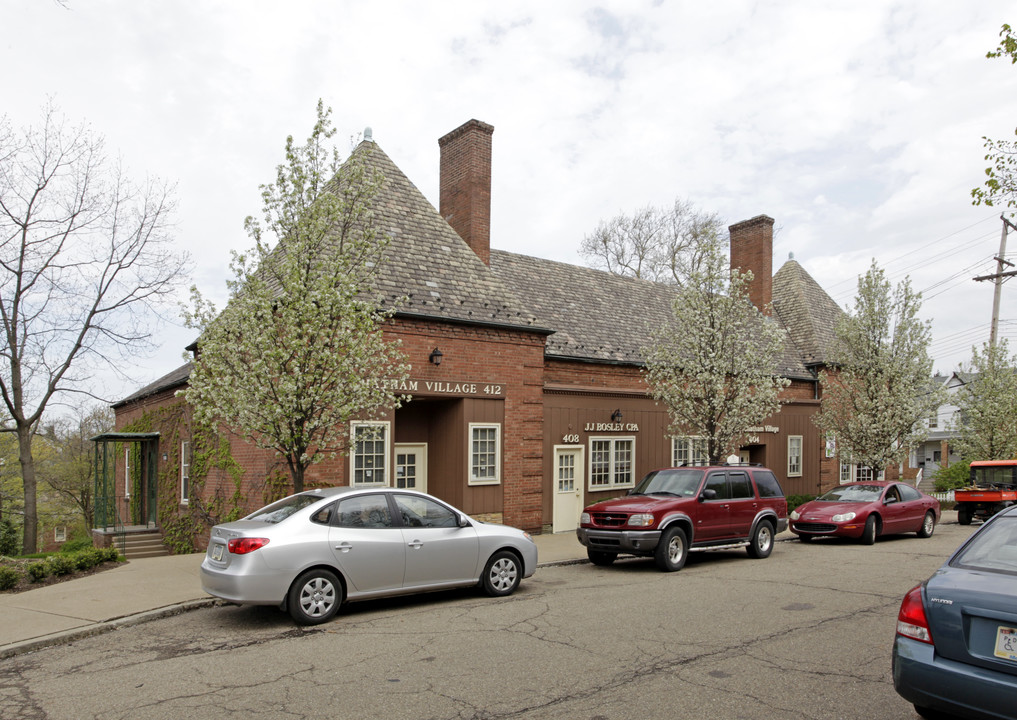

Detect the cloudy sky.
[{"left": 4, "top": 0, "right": 1015, "bottom": 406}]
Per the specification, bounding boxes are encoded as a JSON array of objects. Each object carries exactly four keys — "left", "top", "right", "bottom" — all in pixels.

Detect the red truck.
[{"left": 954, "top": 459, "right": 1017, "bottom": 525}]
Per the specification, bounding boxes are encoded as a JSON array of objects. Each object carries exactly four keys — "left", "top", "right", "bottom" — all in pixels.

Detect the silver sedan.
[{"left": 200, "top": 486, "right": 538, "bottom": 624}]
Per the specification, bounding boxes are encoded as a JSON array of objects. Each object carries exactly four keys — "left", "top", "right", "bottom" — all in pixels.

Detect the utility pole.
[{"left": 973, "top": 215, "right": 1017, "bottom": 345}]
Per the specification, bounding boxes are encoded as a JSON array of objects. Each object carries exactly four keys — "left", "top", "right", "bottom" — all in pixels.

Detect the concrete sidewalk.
[{"left": 0, "top": 530, "right": 589, "bottom": 659}]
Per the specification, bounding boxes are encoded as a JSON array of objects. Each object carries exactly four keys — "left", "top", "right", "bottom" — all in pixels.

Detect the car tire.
[
  {"left": 917, "top": 511, "right": 936, "bottom": 538},
  {"left": 481, "top": 550, "right": 521, "bottom": 597},
  {"left": 747, "top": 521, "right": 774, "bottom": 559},
  {"left": 654, "top": 526, "right": 688, "bottom": 572},
  {"left": 288, "top": 569, "right": 342, "bottom": 625},
  {"left": 587, "top": 549, "right": 617, "bottom": 566},
  {"left": 860, "top": 515, "right": 878, "bottom": 545},
  {"left": 958, "top": 507, "right": 972, "bottom": 525}
]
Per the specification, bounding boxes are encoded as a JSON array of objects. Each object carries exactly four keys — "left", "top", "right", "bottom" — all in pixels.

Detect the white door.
[
  {"left": 739, "top": 450, "right": 750, "bottom": 464},
  {"left": 552, "top": 446, "right": 584, "bottom": 533},
  {"left": 394, "top": 444, "right": 427, "bottom": 493}
]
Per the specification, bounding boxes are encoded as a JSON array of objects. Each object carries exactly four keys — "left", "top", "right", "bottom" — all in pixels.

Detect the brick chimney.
[
  {"left": 439, "top": 119, "right": 494, "bottom": 265},
  {"left": 728, "top": 215, "right": 774, "bottom": 315}
]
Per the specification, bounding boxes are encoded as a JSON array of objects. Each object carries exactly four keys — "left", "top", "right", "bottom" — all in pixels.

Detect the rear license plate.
[
  {"left": 211, "top": 544, "right": 224, "bottom": 561},
  {"left": 994, "top": 626, "right": 1017, "bottom": 662}
]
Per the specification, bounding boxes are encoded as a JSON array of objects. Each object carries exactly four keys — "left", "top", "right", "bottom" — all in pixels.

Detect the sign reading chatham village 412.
[{"left": 382, "top": 378, "right": 506, "bottom": 398}]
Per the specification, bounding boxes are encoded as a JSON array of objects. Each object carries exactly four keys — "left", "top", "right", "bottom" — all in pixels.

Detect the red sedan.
[{"left": 789, "top": 481, "right": 940, "bottom": 545}]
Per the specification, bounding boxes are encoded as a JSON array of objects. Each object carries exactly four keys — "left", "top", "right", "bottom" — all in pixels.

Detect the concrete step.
[{"left": 119, "top": 531, "right": 170, "bottom": 559}]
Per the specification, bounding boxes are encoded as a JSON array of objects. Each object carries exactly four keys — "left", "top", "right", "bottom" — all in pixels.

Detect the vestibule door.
[
  {"left": 394, "top": 443, "right": 427, "bottom": 493},
  {"left": 552, "top": 446, "right": 584, "bottom": 533}
]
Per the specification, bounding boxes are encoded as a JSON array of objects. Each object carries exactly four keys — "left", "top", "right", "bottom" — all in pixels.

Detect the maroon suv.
[{"left": 576, "top": 464, "right": 788, "bottom": 571}]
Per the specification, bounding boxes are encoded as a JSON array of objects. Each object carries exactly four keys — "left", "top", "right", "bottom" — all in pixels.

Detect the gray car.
[
  {"left": 200, "top": 486, "right": 538, "bottom": 625},
  {"left": 893, "top": 504, "right": 1017, "bottom": 719}
]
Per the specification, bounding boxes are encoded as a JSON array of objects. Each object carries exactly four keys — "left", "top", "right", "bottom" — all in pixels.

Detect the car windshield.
[
  {"left": 631, "top": 469, "right": 703, "bottom": 497},
  {"left": 816, "top": 485, "right": 884, "bottom": 503},
  {"left": 952, "top": 516, "right": 1017, "bottom": 574},
  {"left": 245, "top": 494, "right": 323, "bottom": 523}
]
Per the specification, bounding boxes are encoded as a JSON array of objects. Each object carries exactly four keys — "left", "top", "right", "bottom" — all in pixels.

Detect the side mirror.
[
  {"left": 884, "top": 497, "right": 898, "bottom": 506},
  {"left": 458, "top": 512, "right": 472, "bottom": 528},
  {"left": 699, "top": 488, "right": 717, "bottom": 502}
]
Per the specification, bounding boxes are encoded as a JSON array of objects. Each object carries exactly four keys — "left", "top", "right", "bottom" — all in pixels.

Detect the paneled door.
[
  {"left": 552, "top": 446, "right": 584, "bottom": 533},
  {"left": 394, "top": 444, "right": 427, "bottom": 493}
]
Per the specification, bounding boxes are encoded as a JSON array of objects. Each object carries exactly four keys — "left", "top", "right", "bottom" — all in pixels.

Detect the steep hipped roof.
[
  {"left": 356, "top": 142, "right": 542, "bottom": 331},
  {"left": 490, "top": 249, "right": 814, "bottom": 380},
  {"left": 772, "top": 258, "right": 845, "bottom": 366}
]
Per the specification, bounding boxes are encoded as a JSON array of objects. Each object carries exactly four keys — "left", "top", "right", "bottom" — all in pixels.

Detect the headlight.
[
  {"left": 790, "top": 510, "right": 800, "bottom": 520},
  {"left": 628, "top": 513, "right": 654, "bottom": 527},
  {"left": 832, "top": 512, "right": 856, "bottom": 523},
  {"left": 580, "top": 512, "right": 591, "bottom": 524}
]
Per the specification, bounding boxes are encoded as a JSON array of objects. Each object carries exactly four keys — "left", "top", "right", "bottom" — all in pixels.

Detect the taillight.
[
  {"left": 228, "top": 537, "right": 270, "bottom": 555},
  {"left": 896, "top": 585, "right": 934, "bottom": 644}
]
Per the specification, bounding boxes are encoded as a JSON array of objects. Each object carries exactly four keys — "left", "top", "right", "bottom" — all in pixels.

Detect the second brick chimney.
[
  {"left": 439, "top": 119, "right": 494, "bottom": 265},
  {"left": 728, "top": 215, "right": 774, "bottom": 315}
]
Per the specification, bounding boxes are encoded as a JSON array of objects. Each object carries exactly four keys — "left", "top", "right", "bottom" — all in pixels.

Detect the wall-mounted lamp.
[
  {"left": 429, "top": 347, "right": 444, "bottom": 366},
  {"left": 162, "top": 452, "right": 168, "bottom": 461},
  {"left": 611, "top": 409, "right": 623, "bottom": 423}
]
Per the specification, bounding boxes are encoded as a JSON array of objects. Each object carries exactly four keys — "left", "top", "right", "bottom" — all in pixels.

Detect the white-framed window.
[
  {"left": 787, "top": 435, "right": 803, "bottom": 477},
  {"left": 351, "top": 421, "right": 390, "bottom": 486},
  {"left": 469, "top": 423, "right": 501, "bottom": 485},
  {"left": 928, "top": 412, "right": 938, "bottom": 429},
  {"left": 180, "top": 440, "right": 191, "bottom": 505},
  {"left": 54, "top": 526, "right": 66, "bottom": 543},
  {"left": 589, "top": 436, "right": 635, "bottom": 490},
  {"left": 840, "top": 462, "right": 884, "bottom": 484},
  {"left": 672, "top": 436, "right": 707, "bottom": 467}
]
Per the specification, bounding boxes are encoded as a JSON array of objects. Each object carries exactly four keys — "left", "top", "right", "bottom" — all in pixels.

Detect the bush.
[
  {"left": 0, "top": 519, "right": 19, "bottom": 557},
  {"left": 46, "top": 554, "right": 76, "bottom": 576},
  {"left": 101, "top": 546, "right": 122, "bottom": 562},
  {"left": 73, "top": 548, "right": 106, "bottom": 570},
  {"left": 60, "top": 537, "right": 94, "bottom": 554},
  {"left": 27, "top": 562, "right": 48, "bottom": 582},
  {"left": 786, "top": 494, "right": 818, "bottom": 512},
  {"left": 0, "top": 565, "right": 21, "bottom": 590},
  {"left": 932, "top": 462, "right": 971, "bottom": 492}
]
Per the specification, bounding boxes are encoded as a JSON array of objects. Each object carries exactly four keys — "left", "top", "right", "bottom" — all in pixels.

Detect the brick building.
[{"left": 111, "top": 119, "right": 844, "bottom": 548}]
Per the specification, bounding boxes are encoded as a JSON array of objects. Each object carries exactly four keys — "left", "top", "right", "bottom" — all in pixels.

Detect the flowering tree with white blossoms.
[
  {"left": 951, "top": 339, "right": 1017, "bottom": 461},
  {"left": 643, "top": 247, "right": 790, "bottom": 464},
  {"left": 184, "top": 102, "right": 409, "bottom": 493},
  {"left": 814, "top": 261, "right": 939, "bottom": 475}
]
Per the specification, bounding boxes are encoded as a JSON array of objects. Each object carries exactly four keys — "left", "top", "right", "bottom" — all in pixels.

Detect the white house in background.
[{"left": 910, "top": 373, "right": 966, "bottom": 481}]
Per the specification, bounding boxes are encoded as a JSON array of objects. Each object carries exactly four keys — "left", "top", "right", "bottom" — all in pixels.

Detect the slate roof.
[
  {"left": 489, "top": 249, "right": 815, "bottom": 380},
  {"left": 356, "top": 142, "right": 542, "bottom": 331},
  {"left": 114, "top": 362, "right": 192, "bottom": 408},
  {"left": 771, "top": 259, "right": 845, "bottom": 367}
]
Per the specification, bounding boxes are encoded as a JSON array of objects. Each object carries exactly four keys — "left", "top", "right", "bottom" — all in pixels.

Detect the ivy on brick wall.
[{"left": 121, "top": 402, "right": 248, "bottom": 554}]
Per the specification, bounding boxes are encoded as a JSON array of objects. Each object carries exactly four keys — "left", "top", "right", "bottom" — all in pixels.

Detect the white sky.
[{"left": 4, "top": 0, "right": 1016, "bottom": 407}]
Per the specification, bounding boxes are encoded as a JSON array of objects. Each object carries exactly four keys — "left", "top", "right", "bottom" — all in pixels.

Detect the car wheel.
[
  {"left": 587, "top": 549, "right": 617, "bottom": 566},
  {"left": 482, "top": 550, "right": 521, "bottom": 597},
  {"left": 917, "top": 511, "right": 936, "bottom": 538},
  {"left": 288, "top": 569, "right": 342, "bottom": 625},
  {"left": 860, "top": 515, "right": 878, "bottom": 545},
  {"left": 654, "top": 526, "right": 688, "bottom": 572},
  {"left": 958, "top": 507, "right": 972, "bottom": 525},
  {"left": 747, "top": 521, "right": 774, "bottom": 559}
]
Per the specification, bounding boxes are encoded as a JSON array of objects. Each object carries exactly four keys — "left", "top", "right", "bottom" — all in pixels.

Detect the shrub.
[
  {"left": 101, "top": 546, "right": 122, "bottom": 563},
  {"left": 46, "top": 554, "right": 76, "bottom": 576},
  {"left": 0, "top": 565, "right": 20, "bottom": 590},
  {"left": 0, "top": 519, "right": 19, "bottom": 556},
  {"left": 27, "top": 562, "right": 48, "bottom": 582},
  {"left": 73, "top": 548, "right": 106, "bottom": 570},
  {"left": 786, "top": 494, "right": 818, "bottom": 512},
  {"left": 932, "top": 462, "right": 971, "bottom": 492},
  {"left": 60, "top": 537, "right": 94, "bottom": 554}
]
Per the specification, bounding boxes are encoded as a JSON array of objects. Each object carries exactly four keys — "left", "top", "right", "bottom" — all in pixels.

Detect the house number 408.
[{"left": 562, "top": 434, "right": 580, "bottom": 444}]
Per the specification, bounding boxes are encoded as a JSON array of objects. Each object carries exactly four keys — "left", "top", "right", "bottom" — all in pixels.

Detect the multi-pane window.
[
  {"left": 590, "top": 437, "right": 635, "bottom": 489},
  {"left": 672, "top": 436, "right": 708, "bottom": 466},
  {"left": 469, "top": 423, "right": 501, "bottom": 485},
  {"left": 352, "top": 422, "right": 389, "bottom": 486},
  {"left": 840, "top": 462, "right": 883, "bottom": 484},
  {"left": 787, "top": 436, "right": 803, "bottom": 477},
  {"left": 180, "top": 440, "right": 191, "bottom": 504}
]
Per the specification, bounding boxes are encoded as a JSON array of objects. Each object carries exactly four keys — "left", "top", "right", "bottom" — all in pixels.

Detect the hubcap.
[
  {"left": 759, "top": 527, "right": 772, "bottom": 550},
  {"left": 300, "top": 577, "right": 336, "bottom": 617},
  {"left": 490, "top": 558, "right": 518, "bottom": 591},
  {"left": 669, "top": 537, "right": 683, "bottom": 562}
]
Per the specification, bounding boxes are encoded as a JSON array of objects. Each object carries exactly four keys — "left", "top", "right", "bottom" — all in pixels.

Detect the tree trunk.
[{"left": 18, "top": 424, "right": 37, "bottom": 555}]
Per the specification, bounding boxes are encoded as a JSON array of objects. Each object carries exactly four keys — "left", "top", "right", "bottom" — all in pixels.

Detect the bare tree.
[
  {"left": 581, "top": 198, "right": 725, "bottom": 285},
  {"left": 0, "top": 102, "right": 188, "bottom": 553},
  {"left": 44, "top": 403, "right": 114, "bottom": 531}
]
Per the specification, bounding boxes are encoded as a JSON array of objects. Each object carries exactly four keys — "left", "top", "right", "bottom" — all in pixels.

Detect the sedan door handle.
[
  {"left": 407, "top": 540, "right": 423, "bottom": 549},
  {"left": 334, "top": 542, "right": 353, "bottom": 553}
]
